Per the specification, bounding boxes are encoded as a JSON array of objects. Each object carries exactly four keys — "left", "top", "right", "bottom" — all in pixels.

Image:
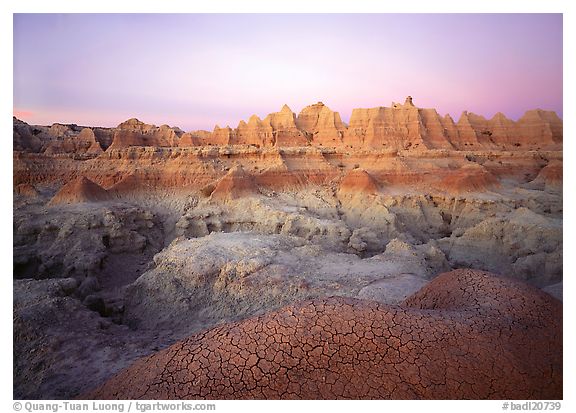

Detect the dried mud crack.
[{"left": 83, "top": 270, "right": 562, "bottom": 400}]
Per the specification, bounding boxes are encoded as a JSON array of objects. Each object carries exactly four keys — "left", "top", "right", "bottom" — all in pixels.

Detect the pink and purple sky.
[{"left": 13, "top": 13, "right": 562, "bottom": 131}]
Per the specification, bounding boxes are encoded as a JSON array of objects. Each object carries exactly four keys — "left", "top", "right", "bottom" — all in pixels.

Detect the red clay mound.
[
  {"left": 106, "top": 174, "right": 147, "bottom": 196},
  {"left": 530, "top": 161, "right": 562, "bottom": 191},
  {"left": 210, "top": 165, "right": 258, "bottom": 201},
  {"left": 83, "top": 269, "right": 561, "bottom": 400},
  {"left": 48, "top": 176, "right": 109, "bottom": 206},
  {"left": 338, "top": 168, "right": 379, "bottom": 197},
  {"left": 439, "top": 166, "right": 499, "bottom": 194}
]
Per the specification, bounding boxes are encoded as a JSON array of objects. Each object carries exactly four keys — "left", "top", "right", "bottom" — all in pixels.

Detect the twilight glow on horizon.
[{"left": 13, "top": 13, "right": 562, "bottom": 132}]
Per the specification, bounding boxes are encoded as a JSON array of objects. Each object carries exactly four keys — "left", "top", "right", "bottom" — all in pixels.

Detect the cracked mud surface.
[{"left": 84, "top": 269, "right": 562, "bottom": 400}]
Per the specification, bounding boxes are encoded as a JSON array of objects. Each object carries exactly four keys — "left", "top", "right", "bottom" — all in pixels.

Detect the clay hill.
[
  {"left": 48, "top": 176, "right": 110, "bottom": 206},
  {"left": 84, "top": 270, "right": 561, "bottom": 400},
  {"left": 208, "top": 165, "right": 258, "bottom": 201},
  {"left": 13, "top": 97, "right": 563, "bottom": 400}
]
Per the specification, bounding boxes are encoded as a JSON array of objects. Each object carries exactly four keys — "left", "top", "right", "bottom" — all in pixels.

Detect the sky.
[{"left": 13, "top": 13, "right": 563, "bottom": 131}]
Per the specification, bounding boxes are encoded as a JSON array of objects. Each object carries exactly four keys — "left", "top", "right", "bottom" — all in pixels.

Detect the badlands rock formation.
[
  {"left": 14, "top": 97, "right": 562, "bottom": 154},
  {"left": 122, "top": 232, "right": 446, "bottom": 335},
  {"left": 44, "top": 128, "right": 104, "bottom": 155},
  {"left": 107, "top": 118, "right": 183, "bottom": 150},
  {"left": 13, "top": 275, "right": 180, "bottom": 399},
  {"left": 296, "top": 102, "right": 346, "bottom": 146},
  {"left": 13, "top": 97, "right": 562, "bottom": 399},
  {"left": 13, "top": 118, "right": 114, "bottom": 155}
]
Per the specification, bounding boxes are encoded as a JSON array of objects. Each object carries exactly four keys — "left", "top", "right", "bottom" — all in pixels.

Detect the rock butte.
[
  {"left": 13, "top": 97, "right": 562, "bottom": 400},
  {"left": 14, "top": 98, "right": 562, "bottom": 155}
]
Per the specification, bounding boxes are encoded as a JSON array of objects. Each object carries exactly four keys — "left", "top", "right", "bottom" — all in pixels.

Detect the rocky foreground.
[
  {"left": 84, "top": 270, "right": 562, "bottom": 400},
  {"left": 13, "top": 98, "right": 562, "bottom": 399}
]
